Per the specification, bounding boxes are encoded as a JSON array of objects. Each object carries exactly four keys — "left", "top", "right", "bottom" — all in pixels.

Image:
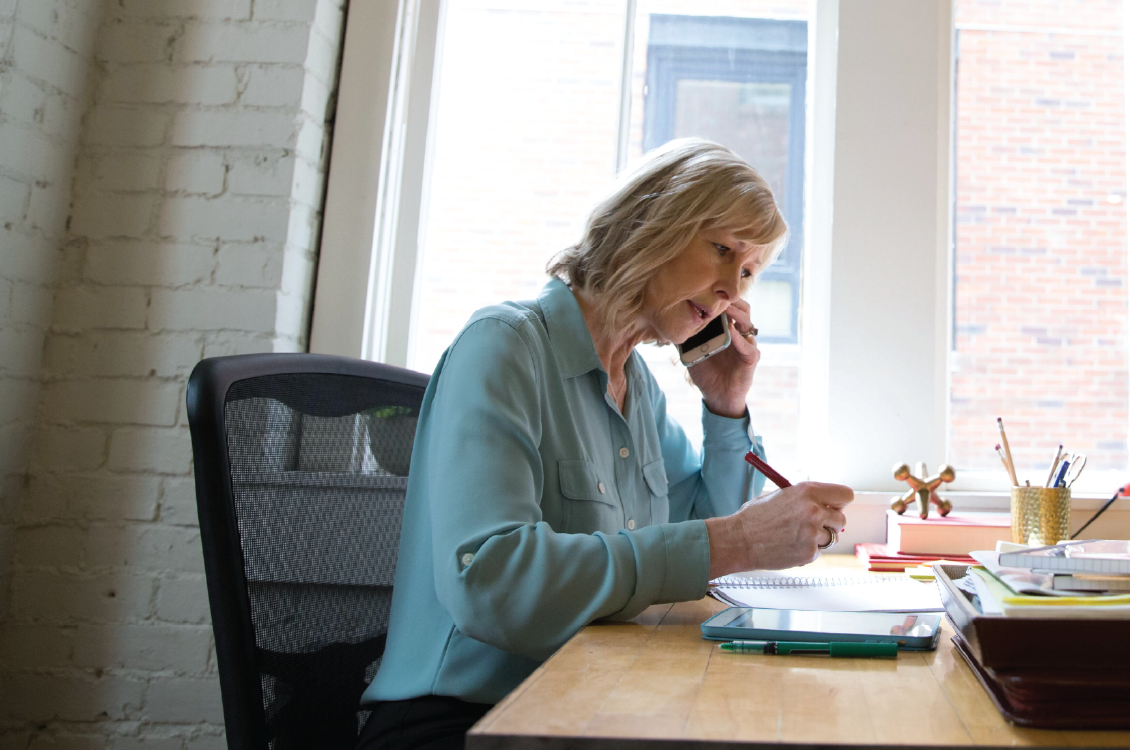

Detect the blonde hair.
[{"left": 547, "top": 138, "right": 788, "bottom": 336}]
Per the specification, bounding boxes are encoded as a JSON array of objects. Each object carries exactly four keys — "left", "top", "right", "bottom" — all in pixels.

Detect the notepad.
[
  {"left": 999, "top": 540, "right": 1130, "bottom": 575},
  {"left": 710, "top": 573, "right": 944, "bottom": 612}
]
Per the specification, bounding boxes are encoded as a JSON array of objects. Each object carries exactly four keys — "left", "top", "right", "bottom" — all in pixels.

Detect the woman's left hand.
[{"left": 688, "top": 299, "right": 759, "bottom": 419}]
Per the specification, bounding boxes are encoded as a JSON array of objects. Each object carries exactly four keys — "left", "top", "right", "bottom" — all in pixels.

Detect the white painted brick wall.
[
  {"left": 165, "top": 151, "right": 226, "bottom": 195},
  {"left": 0, "top": 0, "right": 101, "bottom": 499},
  {"left": 1, "top": 0, "right": 347, "bottom": 746},
  {"left": 0, "top": 2, "right": 105, "bottom": 722},
  {"left": 98, "top": 63, "right": 240, "bottom": 106}
]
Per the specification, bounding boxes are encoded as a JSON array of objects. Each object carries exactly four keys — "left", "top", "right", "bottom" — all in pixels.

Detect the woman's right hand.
[{"left": 704, "top": 482, "right": 854, "bottom": 578}]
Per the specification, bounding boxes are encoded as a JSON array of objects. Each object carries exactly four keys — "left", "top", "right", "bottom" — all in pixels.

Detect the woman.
[{"left": 356, "top": 139, "right": 853, "bottom": 749}]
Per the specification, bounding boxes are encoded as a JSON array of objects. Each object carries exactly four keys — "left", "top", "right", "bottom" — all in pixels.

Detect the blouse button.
[
  {"left": 627, "top": 518, "right": 636, "bottom": 530},
  {"left": 461, "top": 552, "right": 474, "bottom": 567},
  {"left": 597, "top": 482, "right": 605, "bottom": 494},
  {"left": 619, "top": 447, "right": 630, "bottom": 458}
]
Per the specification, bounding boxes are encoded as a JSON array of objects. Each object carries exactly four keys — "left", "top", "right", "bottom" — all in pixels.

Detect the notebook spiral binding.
[{"left": 712, "top": 574, "right": 906, "bottom": 588}]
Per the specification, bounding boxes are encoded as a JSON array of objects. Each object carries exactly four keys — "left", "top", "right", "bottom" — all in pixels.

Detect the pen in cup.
[
  {"left": 1044, "top": 444, "right": 1063, "bottom": 488},
  {"left": 996, "top": 417, "right": 1019, "bottom": 486},
  {"left": 994, "top": 444, "right": 1012, "bottom": 484},
  {"left": 1052, "top": 457, "right": 1070, "bottom": 488}
]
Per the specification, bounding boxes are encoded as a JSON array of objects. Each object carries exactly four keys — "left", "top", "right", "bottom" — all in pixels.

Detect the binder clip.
[{"left": 891, "top": 461, "right": 954, "bottom": 520}]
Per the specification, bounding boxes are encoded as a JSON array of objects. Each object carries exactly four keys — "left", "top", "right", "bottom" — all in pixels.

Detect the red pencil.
[{"left": 744, "top": 451, "right": 792, "bottom": 488}]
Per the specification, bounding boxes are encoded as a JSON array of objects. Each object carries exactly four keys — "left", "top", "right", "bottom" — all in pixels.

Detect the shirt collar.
[{"left": 537, "top": 278, "right": 605, "bottom": 378}]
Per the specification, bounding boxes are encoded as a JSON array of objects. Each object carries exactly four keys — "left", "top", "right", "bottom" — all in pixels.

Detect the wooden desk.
[{"left": 468, "top": 555, "right": 1130, "bottom": 749}]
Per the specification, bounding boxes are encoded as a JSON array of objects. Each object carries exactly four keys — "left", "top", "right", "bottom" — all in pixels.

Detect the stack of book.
[
  {"left": 969, "top": 540, "right": 1130, "bottom": 613},
  {"left": 936, "top": 540, "right": 1130, "bottom": 728},
  {"left": 854, "top": 510, "right": 1011, "bottom": 572},
  {"left": 854, "top": 543, "right": 975, "bottom": 571}
]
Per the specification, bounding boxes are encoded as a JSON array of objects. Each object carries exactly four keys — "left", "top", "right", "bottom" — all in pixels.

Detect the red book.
[
  {"left": 887, "top": 509, "right": 1012, "bottom": 556},
  {"left": 855, "top": 542, "right": 976, "bottom": 572}
]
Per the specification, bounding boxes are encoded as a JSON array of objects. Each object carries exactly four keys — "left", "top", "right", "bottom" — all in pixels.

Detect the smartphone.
[
  {"left": 700, "top": 607, "right": 942, "bottom": 650},
  {"left": 678, "top": 312, "right": 731, "bottom": 366}
]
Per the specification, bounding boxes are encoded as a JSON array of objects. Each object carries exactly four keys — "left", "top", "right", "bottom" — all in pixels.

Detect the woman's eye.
[
  {"left": 713, "top": 243, "right": 730, "bottom": 256},
  {"left": 741, "top": 268, "right": 752, "bottom": 279}
]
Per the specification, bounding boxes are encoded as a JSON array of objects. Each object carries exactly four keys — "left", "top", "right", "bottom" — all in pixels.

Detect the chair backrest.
[{"left": 187, "top": 353, "right": 429, "bottom": 750}]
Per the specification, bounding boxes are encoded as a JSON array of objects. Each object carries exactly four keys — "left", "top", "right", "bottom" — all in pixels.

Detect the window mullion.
[
  {"left": 615, "top": 0, "right": 638, "bottom": 173},
  {"left": 797, "top": 0, "right": 838, "bottom": 484},
  {"left": 816, "top": 0, "right": 953, "bottom": 492},
  {"left": 308, "top": 0, "right": 404, "bottom": 358},
  {"left": 382, "top": 0, "right": 446, "bottom": 368}
]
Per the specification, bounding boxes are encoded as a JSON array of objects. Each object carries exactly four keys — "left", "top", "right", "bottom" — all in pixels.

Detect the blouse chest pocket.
[
  {"left": 558, "top": 459, "right": 621, "bottom": 535},
  {"left": 642, "top": 458, "right": 668, "bottom": 497},
  {"left": 642, "top": 458, "right": 669, "bottom": 524}
]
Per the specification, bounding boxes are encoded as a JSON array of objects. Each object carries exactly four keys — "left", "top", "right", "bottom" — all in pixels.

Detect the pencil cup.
[{"left": 1010, "top": 487, "right": 1071, "bottom": 546}]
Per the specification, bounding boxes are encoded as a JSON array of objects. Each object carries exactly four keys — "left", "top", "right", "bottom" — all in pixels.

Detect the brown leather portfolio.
[{"left": 952, "top": 634, "right": 1130, "bottom": 729}]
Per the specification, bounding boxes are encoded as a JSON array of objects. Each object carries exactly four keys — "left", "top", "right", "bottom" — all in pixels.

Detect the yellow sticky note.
[{"left": 906, "top": 565, "right": 935, "bottom": 581}]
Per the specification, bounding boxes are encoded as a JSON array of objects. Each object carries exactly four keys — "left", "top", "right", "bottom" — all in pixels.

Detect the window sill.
[
  {"left": 851, "top": 490, "right": 1117, "bottom": 511},
  {"left": 839, "top": 491, "right": 1128, "bottom": 548}
]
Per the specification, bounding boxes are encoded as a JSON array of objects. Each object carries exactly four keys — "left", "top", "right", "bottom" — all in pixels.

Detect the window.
[
  {"left": 406, "top": 1, "right": 622, "bottom": 375},
  {"left": 401, "top": 0, "right": 811, "bottom": 467},
  {"left": 322, "top": 1, "right": 1113, "bottom": 504},
  {"left": 948, "top": 0, "right": 1128, "bottom": 494},
  {"left": 643, "top": 14, "right": 807, "bottom": 345},
  {"left": 624, "top": 6, "right": 809, "bottom": 473}
]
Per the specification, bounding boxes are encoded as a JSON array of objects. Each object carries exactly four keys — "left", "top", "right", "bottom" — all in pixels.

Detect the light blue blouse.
[{"left": 364, "top": 278, "right": 766, "bottom": 705}]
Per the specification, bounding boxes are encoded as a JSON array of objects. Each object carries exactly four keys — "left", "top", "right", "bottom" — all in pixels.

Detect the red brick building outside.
[{"left": 951, "top": 0, "right": 1127, "bottom": 480}]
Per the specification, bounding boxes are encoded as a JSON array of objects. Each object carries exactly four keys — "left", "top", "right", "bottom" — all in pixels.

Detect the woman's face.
[{"left": 640, "top": 227, "right": 763, "bottom": 345}]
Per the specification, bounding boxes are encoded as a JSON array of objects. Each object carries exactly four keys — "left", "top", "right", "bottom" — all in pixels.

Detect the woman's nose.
[{"left": 715, "top": 273, "right": 740, "bottom": 301}]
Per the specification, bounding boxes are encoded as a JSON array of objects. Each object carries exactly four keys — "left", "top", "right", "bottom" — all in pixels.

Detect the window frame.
[
  {"left": 308, "top": 0, "right": 445, "bottom": 366},
  {"left": 798, "top": 0, "right": 954, "bottom": 496}
]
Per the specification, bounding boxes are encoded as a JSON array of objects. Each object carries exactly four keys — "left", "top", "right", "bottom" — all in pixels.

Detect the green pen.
[{"left": 720, "top": 640, "right": 898, "bottom": 659}]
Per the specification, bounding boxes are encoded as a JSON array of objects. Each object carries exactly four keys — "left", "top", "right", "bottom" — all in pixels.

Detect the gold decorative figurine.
[{"left": 891, "top": 461, "right": 955, "bottom": 519}]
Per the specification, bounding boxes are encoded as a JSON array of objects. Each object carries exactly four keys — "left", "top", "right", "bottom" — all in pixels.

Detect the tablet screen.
[{"left": 720, "top": 608, "right": 937, "bottom": 638}]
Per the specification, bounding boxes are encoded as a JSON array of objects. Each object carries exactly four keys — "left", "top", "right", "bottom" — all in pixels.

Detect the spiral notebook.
[{"left": 710, "top": 572, "right": 944, "bottom": 612}]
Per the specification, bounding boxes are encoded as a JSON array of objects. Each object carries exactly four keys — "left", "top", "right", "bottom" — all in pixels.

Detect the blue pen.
[{"left": 1053, "top": 459, "right": 1070, "bottom": 488}]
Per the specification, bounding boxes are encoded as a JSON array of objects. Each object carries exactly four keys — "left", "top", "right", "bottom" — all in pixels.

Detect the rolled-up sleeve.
[{"left": 426, "top": 317, "right": 712, "bottom": 660}]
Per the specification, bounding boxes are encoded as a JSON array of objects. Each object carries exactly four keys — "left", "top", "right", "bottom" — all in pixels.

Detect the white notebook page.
[{"left": 710, "top": 573, "right": 944, "bottom": 613}]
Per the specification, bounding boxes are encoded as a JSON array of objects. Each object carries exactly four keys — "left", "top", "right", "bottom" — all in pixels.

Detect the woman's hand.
[
  {"left": 687, "top": 299, "right": 759, "bottom": 419},
  {"left": 704, "top": 482, "right": 855, "bottom": 578}
]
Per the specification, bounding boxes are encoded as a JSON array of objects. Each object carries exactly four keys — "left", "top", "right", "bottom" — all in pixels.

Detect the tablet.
[{"left": 701, "top": 607, "right": 942, "bottom": 650}]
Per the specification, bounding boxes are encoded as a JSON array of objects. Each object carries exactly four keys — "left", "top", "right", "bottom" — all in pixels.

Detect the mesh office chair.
[{"left": 187, "top": 354, "right": 429, "bottom": 750}]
